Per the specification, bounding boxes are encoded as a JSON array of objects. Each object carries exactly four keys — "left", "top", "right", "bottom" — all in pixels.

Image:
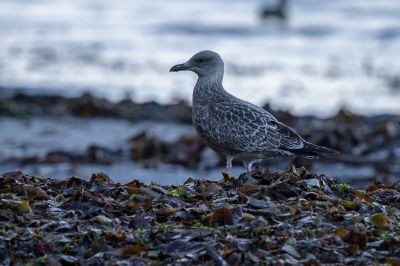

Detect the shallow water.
[
  {"left": 1, "top": 0, "right": 400, "bottom": 116},
  {"left": 0, "top": 117, "right": 393, "bottom": 187},
  {"left": 0, "top": 117, "right": 193, "bottom": 158},
  {"left": 0, "top": 117, "right": 244, "bottom": 184}
]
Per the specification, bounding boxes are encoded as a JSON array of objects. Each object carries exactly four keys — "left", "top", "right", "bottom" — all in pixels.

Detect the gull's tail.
[{"left": 288, "top": 142, "right": 339, "bottom": 158}]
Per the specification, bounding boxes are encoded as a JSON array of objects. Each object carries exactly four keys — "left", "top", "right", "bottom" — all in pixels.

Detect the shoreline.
[
  {"left": 2, "top": 90, "right": 400, "bottom": 121},
  {"left": 0, "top": 92, "right": 399, "bottom": 187}
]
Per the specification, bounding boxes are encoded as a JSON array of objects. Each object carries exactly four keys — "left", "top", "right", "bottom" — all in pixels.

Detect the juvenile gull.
[{"left": 170, "top": 50, "right": 338, "bottom": 172}]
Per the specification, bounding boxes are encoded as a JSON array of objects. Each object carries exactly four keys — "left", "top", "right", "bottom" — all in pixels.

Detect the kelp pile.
[
  {"left": 1, "top": 167, "right": 400, "bottom": 265},
  {"left": 0, "top": 92, "right": 192, "bottom": 123}
]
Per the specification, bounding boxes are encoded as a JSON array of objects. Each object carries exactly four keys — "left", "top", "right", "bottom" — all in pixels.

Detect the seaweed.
[{"left": 1, "top": 167, "right": 399, "bottom": 265}]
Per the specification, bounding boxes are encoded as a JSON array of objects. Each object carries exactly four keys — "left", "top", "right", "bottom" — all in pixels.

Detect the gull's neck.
[{"left": 193, "top": 71, "right": 228, "bottom": 104}]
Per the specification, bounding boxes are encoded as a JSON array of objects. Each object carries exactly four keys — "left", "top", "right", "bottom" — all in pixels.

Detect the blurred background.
[{"left": 0, "top": 0, "right": 399, "bottom": 187}]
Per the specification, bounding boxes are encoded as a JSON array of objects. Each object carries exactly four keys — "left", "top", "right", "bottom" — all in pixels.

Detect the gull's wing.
[{"left": 194, "top": 101, "right": 305, "bottom": 154}]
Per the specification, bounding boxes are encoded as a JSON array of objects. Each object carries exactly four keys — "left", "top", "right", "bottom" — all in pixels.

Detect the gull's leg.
[
  {"left": 225, "top": 155, "right": 234, "bottom": 172},
  {"left": 243, "top": 159, "right": 263, "bottom": 172},
  {"left": 242, "top": 160, "right": 251, "bottom": 172}
]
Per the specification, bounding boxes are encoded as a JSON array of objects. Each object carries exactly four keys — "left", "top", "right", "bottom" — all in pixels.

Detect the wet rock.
[
  {"left": 164, "top": 135, "right": 205, "bottom": 167},
  {"left": 42, "top": 150, "right": 83, "bottom": 164},
  {"left": 129, "top": 131, "right": 168, "bottom": 162},
  {"left": 86, "top": 145, "right": 122, "bottom": 164},
  {"left": 69, "top": 92, "right": 118, "bottom": 117},
  {"left": 129, "top": 131, "right": 205, "bottom": 168}
]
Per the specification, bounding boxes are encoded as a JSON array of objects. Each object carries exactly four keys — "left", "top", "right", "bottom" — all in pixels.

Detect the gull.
[
  {"left": 170, "top": 50, "right": 338, "bottom": 172},
  {"left": 260, "top": 0, "right": 288, "bottom": 21}
]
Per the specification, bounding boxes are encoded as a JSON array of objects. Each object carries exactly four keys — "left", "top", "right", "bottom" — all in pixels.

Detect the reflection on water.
[{"left": 0, "top": 0, "right": 400, "bottom": 116}]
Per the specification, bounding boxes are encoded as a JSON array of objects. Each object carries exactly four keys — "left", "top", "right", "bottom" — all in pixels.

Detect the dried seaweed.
[{"left": 1, "top": 167, "right": 400, "bottom": 265}]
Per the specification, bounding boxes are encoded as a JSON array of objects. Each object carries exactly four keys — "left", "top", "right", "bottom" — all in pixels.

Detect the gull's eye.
[{"left": 198, "top": 58, "right": 204, "bottom": 64}]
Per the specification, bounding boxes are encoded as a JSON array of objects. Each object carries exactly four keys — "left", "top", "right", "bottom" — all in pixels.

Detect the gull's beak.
[{"left": 169, "top": 63, "right": 190, "bottom": 72}]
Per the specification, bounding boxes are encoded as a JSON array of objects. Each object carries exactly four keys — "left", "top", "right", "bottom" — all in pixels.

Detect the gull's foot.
[{"left": 243, "top": 159, "right": 263, "bottom": 173}]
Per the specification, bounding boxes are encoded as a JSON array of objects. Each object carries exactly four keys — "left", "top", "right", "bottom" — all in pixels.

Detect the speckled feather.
[
  {"left": 171, "top": 50, "right": 338, "bottom": 171},
  {"left": 193, "top": 84, "right": 303, "bottom": 158}
]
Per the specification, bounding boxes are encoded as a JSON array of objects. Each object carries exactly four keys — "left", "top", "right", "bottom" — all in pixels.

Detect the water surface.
[{"left": 0, "top": 0, "right": 400, "bottom": 116}]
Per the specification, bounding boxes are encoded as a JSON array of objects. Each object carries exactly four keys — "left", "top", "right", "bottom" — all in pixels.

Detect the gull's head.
[{"left": 170, "top": 50, "right": 224, "bottom": 77}]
